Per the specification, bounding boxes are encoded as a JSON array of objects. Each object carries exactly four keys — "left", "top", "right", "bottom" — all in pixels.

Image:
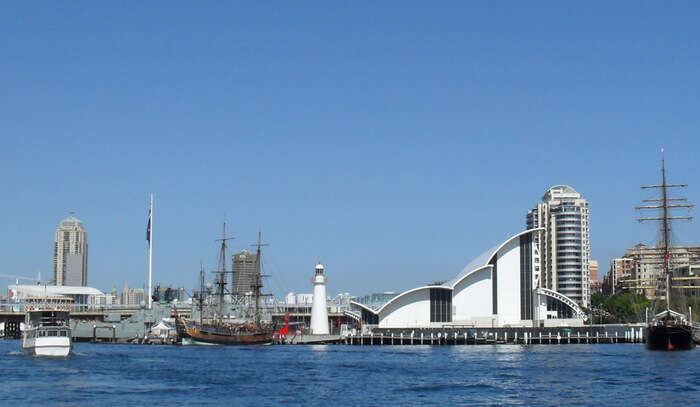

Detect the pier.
[
  {"left": 341, "top": 325, "right": 646, "bottom": 345},
  {"left": 0, "top": 304, "right": 666, "bottom": 346},
  {"left": 0, "top": 303, "right": 179, "bottom": 344}
]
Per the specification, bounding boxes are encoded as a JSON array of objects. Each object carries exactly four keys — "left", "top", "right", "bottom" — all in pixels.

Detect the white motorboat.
[{"left": 22, "top": 307, "right": 72, "bottom": 357}]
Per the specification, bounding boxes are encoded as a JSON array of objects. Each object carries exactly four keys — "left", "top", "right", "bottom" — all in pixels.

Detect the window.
[
  {"left": 429, "top": 289, "right": 452, "bottom": 323},
  {"left": 520, "top": 234, "right": 533, "bottom": 320},
  {"left": 490, "top": 254, "right": 498, "bottom": 314},
  {"left": 361, "top": 308, "right": 378, "bottom": 325}
]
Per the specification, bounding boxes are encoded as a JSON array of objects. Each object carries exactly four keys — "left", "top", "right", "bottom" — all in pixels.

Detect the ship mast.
[
  {"left": 199, "top": 262, "right": 205, "bottom": 327},
  {"left": 637, "top": 150, "right": 693, "bottom": 312},
  {"left": 251, "top": 230, "right": 269, "bottom": 327},
  {"left": 214, "top": 222, "right": 235, "bottom": 319}
]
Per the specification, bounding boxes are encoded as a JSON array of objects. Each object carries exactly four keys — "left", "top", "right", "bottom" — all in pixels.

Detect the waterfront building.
[
  {"left": 350, "top": 229, "right": 586, "bottom": 329},
  {"left": 8, "top": 285, "right": 103, "bottom": 307},
  {"left": 603, "top": 257, "right": 635, "bottom": 295},
  {"left": 310, "top": 263, "right": 329, "bottom": 334},
  {"left": 526, "top": 185, "right": 591, "bottom": 308},
  {"left": 589, "top": 260, "right": 599, "bottom": 281},
  {"left": 284, "top": 292, "right": 314, "bottom": 305},
  {"left": 111, "top": 287, "right": 120, "bottom": 304},
  {"left": 53, "top": 215, "right": 88, "bottom": 286},
  {"left": 589, "top": 260, "right": 601, "bottom": 294},
  {"left": 152, "top": 285, "right": 186, "bottom": 303},
  {"left": 232, "top": 250, "right": 258, "bottom": 295},
  {"left": 88, "top": 293, "right": 117, "bottom": 306},
  {"left": 121, "top": 284, "right": 145, "bottom": 306},
  {"left": 612, "top": 244, "right": 700, "bottom": 298}
]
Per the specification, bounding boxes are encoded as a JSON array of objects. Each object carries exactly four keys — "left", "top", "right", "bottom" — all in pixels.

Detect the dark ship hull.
[
  {"left": 645, "top": 324, "right": 695, "bottom": 351},
  {"left": 178, "top": 319, "right": 273, "bottom": 346}
]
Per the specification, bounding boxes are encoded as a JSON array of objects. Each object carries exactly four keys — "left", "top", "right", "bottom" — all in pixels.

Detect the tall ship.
[
  {"left": 22, "top": 306, "right": 72, "bottom": 357},
  {"left": 637, "top": 152, "right": 695, "bottom": 350},
  {"left": 177, "top": 226, "right": 275, "bottom": 345}
]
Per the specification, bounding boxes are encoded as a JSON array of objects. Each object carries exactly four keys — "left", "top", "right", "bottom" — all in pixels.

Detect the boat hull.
[
  {"left": 645, "top": 325, "right": 696, "bottom": 350},
  {"left": 22, "top": 337, "right": 72, "bottom": 357},
  {"left": 181, "top": 337, "right": 224, "bottom": 346},
  {"left": 179, "top": 319, "right": 273, "bottom": 346}
]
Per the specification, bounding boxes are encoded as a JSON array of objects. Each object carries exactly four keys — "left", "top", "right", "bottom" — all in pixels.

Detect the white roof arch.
[
  {"left": 359, "top": 285, "right": 451, "bottom": 315},
  {"left": 445, "top": 228, "right": 543, "bottom": 287},
  {"left": 359, "top": 228, "right": 545, "bottom": 316}
]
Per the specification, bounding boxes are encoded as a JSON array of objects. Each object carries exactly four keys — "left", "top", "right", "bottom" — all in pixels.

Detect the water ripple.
[{"left": 1, "top": 341, "right": 699, "bottom": 405}]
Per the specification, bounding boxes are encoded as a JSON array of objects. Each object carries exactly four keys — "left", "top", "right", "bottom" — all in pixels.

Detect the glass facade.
[
  {"left": 429, "top": 288, "right": 452, "bottom": 323},
  {"left": 490, "top": 254, "right": 498, "bottom": 314},
  {"left": 520, "top": 234, "right": 533, "bottom": 320},
  {"left": 546, "top": 296, "right": 574, "bottom": 319},
  {"left": 360, "top": 308, "right": 378, "bottom": 325}
]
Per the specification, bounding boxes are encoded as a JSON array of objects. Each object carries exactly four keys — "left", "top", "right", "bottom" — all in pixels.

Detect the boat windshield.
[{"left": 28, "top": 310, "right": 70, "bottom": 327}]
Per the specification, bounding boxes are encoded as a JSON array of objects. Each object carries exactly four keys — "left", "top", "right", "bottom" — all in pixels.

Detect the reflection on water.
[{"left": 1, "top": 340, "right": 699, "bottom": 405}]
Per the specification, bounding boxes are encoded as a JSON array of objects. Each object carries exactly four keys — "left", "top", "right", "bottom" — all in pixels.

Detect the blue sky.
[{"left": 1, "top": 2, "right": 698, "bottom": 298}]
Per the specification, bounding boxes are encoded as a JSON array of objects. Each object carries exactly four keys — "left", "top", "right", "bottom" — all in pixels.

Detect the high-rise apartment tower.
[
  {"left": 53, "top": 215, "right": 88, "bottom": 286},
  {"left": 526, "top": 185, "right": 590, "bottom": 307},
  {"left": 232, "top": 250, "right": 258, "bottom": 295}
]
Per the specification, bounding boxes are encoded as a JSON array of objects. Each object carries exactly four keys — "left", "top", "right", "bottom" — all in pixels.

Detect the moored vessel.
[
  {"left": 637, "top": 152, "right": 695, "bottom": 350},
  {"left": 177, "top": 226, "right": 275, "bottom": 345},
  {"left": 22, "top": 307, "right": 72, "bottom": 357},
  {"left": 645, "top": 310, "right": 694, "bottom": 350}
]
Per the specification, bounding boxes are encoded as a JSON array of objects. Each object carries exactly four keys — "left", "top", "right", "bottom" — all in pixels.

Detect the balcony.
[{"left": 557, "top": 259, "right": 582, "bottom": 264}]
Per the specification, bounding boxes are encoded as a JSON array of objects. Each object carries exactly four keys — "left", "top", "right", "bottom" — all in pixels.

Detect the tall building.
[
  {"left": 53, "top": 215, "right": 88, "bottom": 286},
  {"left": 611, "top": 244, "right": 700, "bottom": 298},
  {"left": 603, "top": 257, "right": 635, "bottom": 295},
  {"left": 232, "top": 250, "right": 258, "bottom": 295},
  {"left": 121, "top": 283, "right": 145, "bottom": 306},
  {"left": 526, "top": 185, "right": 590, "bottom": 308},
  {"left": 589, "top": 260, "right": 599, "bottom": 281}
]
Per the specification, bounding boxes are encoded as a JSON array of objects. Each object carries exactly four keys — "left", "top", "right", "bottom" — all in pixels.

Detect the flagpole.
[{"left": 148, "top": 193, "right": 153, "bottom": 309}]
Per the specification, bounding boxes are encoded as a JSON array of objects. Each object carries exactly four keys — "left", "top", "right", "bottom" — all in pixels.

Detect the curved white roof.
[
  {"left": 445, "top": 228, "right": 544, "bottom": 287},
  {"left": 358, "top": 228, "right": 545, "bottom": 315}
]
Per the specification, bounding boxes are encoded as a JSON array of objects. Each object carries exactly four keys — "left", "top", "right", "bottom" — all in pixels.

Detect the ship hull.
[
  {"left": 645, "top": 324, "right": 695, "bottom": 350},
  {"left": 22, "top": 336, "right": 72, "bottom": 357},
  {"left": 179, "top": 319, "right": 273, "bottom": 346}
]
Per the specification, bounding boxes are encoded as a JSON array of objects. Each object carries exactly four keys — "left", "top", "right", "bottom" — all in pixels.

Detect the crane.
[{"left": 0, "top": 273, "right": 53, "bottom": 285}]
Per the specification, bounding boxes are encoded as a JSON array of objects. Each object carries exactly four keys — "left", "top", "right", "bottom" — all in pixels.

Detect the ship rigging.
[{"left": 637, "top": 150, "right": 695, "bottom": 350}]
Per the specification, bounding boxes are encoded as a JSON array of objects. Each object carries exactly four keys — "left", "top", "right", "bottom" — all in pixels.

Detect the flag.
[{"left": 146, "top": 205, "right": 152, "bottom": 245}]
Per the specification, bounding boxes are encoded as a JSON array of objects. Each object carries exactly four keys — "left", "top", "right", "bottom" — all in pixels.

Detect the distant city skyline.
[{"left": 1, "top": 3, "right": 699, "bottom": 298}]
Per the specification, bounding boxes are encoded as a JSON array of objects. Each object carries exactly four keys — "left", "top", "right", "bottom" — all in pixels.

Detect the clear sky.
[{"left": 1, "top": 2, "right": 699, "bottom": 298}]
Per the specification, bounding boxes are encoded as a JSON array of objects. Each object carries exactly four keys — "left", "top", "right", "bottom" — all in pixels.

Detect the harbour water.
[{"left": 2, "top": 341, "right": 699, "bottom": 406}]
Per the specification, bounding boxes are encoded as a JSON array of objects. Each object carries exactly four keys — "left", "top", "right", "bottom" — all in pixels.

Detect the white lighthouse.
[{"left": 310, "top": 262, "right": 329, "bottom": 335}]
